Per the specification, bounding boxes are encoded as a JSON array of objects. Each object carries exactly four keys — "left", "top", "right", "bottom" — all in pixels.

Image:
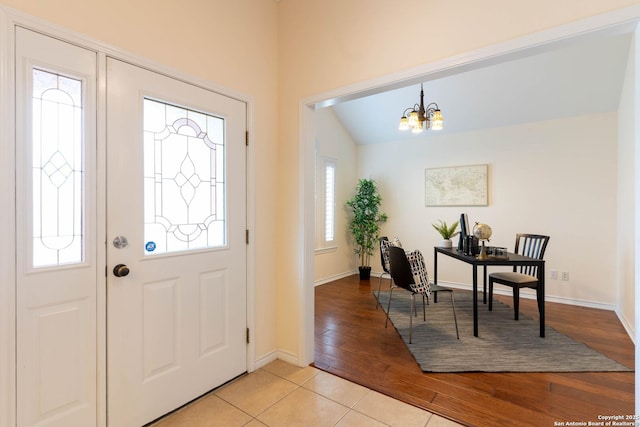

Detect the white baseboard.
[
  {"left": 314, "top": 270, "right": 358, "bottom": 286},
  {"left": 615, "top": 308, "right": 636, "bottom": 345},
  {"left": 254, "top": 351, "right": 278, "bottom": 370},
  {"left": 254, "top": 349, "right": 303, "bottom": 370}
]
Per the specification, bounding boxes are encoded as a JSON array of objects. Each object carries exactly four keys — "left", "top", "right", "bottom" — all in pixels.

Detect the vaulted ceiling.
[{"left": 330, "top": 32, "right": 632, "bottom": 145}]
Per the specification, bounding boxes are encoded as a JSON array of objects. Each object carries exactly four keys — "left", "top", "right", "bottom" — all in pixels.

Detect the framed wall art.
[{"left": 425, "top": 164, "right": 488, "bottom": 206}]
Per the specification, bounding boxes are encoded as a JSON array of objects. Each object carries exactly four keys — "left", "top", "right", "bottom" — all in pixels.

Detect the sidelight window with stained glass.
[
  {"left": 31, "top": 69, "right": 84, "bottom": 268},
  {"left": 143, "top": 98, "right": 226, "bottom": 255}
]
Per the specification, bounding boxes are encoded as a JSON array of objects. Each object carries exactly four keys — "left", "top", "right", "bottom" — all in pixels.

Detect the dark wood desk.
[{"left": 433, "top": 247, "right": 546, "bottom": 338}]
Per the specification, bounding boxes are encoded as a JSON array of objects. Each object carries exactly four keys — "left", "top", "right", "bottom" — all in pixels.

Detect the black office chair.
[
  {"left": 375, "top": 237, "right": 391, "bottom": 309},
  {"left": 387, "top": 246, "right": 459, "bottom": 343},
  {"left": 488, "top": 234, "right": 550, "bottom": 320}
]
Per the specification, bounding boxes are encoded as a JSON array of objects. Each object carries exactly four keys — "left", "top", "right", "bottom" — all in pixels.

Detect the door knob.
[{"left": 113, "top": 264, "right": 130, "bottom": 277}]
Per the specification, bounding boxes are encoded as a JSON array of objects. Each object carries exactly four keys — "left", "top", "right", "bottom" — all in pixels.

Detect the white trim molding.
[
  {"left": 314, "top": 270, "right": 358, "bottom": 287},
  {"left": 0, "top": 7, "right": 16, "bottom": 427}
]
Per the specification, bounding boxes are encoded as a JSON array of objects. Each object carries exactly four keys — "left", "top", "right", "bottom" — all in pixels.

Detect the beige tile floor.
[{"left": 151, "top": 359, "right": 463, "bottom": 427}]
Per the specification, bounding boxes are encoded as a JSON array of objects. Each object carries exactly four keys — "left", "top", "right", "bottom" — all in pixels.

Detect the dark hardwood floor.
[{"left": 313, "top": 274, "right": 635, "bottom": 427}]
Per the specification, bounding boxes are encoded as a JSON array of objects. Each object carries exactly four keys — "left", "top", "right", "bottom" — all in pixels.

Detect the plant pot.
[
  {"left": 440, "top": 239, "right": 453, "bottom": 249},
  {"left": 359, "top": 266, "right": 372, "bottom": 280}
]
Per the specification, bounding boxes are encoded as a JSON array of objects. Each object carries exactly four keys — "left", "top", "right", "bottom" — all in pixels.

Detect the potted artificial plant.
[
  {"left": 432, "top": 220, "right": 460, "bottom": 249},
  {"left": 347, "top": 179, "right": 388, "bottom": 280}
]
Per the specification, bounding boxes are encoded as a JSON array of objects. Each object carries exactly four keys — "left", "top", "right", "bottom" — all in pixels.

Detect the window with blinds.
[
  {"left": 323, "top": 161, "right": 336, "bottom": 243},
  {"left": 316, "top": 156, "right": 337, "bottom": 251}
]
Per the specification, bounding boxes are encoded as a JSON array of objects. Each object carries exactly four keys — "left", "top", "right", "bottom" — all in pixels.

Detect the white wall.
[
  {"left": 618, "top": 34, "right": 636, "bottom": 335},
  {"left": 314, "top": 107, "right": 358, "bottom": 283},
  {"left": 351, "top": 113, "right": 618, "bottom": 307}
]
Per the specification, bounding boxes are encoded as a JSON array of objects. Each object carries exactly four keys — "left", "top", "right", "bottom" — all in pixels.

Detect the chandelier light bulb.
[
  {"left": 408, "top": 111, "right": 419, "bottom": 127},
  {"left": 431, "top": 110, "right": 444, "bottom": 130},
  {"left": 398, "top": 116, "right": 409, "bottom": 130}
]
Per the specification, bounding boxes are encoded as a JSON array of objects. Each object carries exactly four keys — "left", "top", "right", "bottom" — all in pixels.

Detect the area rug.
[{"left": 376, "top": 289, "right": 632, "bottom": 372}]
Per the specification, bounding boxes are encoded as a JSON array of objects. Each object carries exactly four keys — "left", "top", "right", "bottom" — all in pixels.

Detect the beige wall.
[
  {"left": 278, "top": 0, "right": 640, "bottom": 98},
  {"left": 278, "top": 0, "right": 640, "bottom": 358},
  {"left": 0, "top": 0, "right": 280, "bottom": 361}
]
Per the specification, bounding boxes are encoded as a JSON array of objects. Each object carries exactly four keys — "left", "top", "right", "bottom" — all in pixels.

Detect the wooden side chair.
[{"left": 488, "top": 234, "right": 550, "bottom": 320}]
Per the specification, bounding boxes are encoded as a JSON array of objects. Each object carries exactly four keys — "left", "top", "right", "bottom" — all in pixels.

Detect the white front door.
[
  {"left": 105, "top": 59, "right": 247, "bottom": 426},
  {"left": 15, "top": 27, "right": 98, "bottom": 427}
]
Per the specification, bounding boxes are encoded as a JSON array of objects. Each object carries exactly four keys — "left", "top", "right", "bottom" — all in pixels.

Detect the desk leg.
[
  {"left": 483, "top": 265, "right": 487, "bottom": 304},
  {"left": 433, "top": 248, "right": 438, "bottom": 303},
  {"left": 539, "top": 263, "right": 545, "bottom": 338},
  {"left": 433, "top": 248, "right": 438, "bottom": 284},
  {"left": 473, "top": 264, "right": 478, "bottom": 337}
]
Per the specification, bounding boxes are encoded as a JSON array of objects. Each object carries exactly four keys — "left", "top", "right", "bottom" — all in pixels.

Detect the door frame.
[{"left": 0, "top": 8, "right": 256, "bottom": 427}]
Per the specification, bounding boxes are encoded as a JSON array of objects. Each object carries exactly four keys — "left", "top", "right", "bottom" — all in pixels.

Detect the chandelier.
[{"left": 398, "top": 84, "right": 443, "bottom": 133}]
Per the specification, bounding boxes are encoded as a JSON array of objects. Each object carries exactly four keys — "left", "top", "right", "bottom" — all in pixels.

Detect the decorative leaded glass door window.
[
  {"left": 143, "top": 99, "right": 226, "bottom": 255},
  {"left": 31, "top": 69, "right": 84, "bottom": 267}
]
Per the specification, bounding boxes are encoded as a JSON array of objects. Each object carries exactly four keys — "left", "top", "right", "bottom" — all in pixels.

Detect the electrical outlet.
[
  {"left": 550, "top": 269, "right": 558, "bottom": 280},
  {"left": 561, "top": 272, "right": 569, "bottom": 281}
]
